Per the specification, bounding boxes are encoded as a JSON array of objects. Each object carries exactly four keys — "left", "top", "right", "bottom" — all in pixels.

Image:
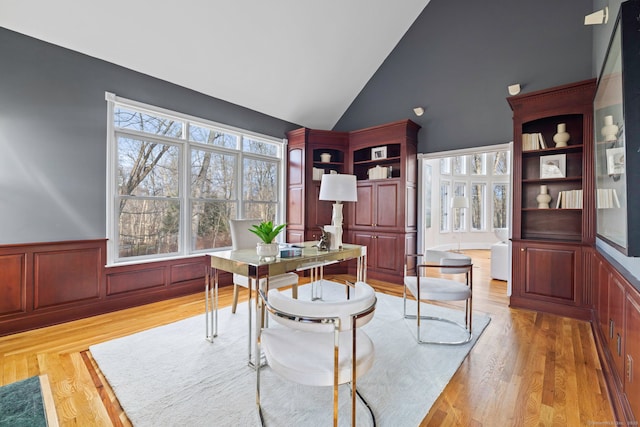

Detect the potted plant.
[{"left": 249, "top": 221, "right": 285, "bottom": 260}]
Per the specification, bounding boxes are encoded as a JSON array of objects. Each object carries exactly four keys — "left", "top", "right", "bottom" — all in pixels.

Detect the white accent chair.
[
  {"left": 229, "top": 219, "right": 298, "bottom": 314},
  {"left": 257, "top": 281, "right": 377, "bottom": 426},
  {"left": 490, "top": 242, "right": 509, "bottom": 281},
  {"left": 403, "top": 250, "right": 473, "bottom": 345}
]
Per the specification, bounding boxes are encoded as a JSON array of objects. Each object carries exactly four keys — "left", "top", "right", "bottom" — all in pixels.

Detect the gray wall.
[
  {"left": 334, "top": 0, "right": 594, "bottom": 153},
  {"left": 0, "top": 28, "right": 299, "bottom": 245}
]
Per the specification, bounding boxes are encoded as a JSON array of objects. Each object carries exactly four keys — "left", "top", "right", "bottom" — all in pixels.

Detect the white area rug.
[{"left": 90, "top": 283, "right": 490, "bottom": 426}]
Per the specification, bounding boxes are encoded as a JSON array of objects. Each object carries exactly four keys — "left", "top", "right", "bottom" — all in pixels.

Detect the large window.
[
  {"left": 436, "top": 151, "right": 509, "bottom": 234},
  {"left": 106, "top": 93, "right": 285, "bottom": 264}
]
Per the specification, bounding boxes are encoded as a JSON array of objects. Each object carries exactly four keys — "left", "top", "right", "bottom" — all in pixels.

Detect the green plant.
[{"left": 249, "top": 221, "right": 286, "bottom": 244}]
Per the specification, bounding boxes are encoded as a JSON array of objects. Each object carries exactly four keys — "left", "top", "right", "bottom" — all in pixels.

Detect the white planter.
[{"left": 256, "top": 242, "right": 279, "bottom": 261}]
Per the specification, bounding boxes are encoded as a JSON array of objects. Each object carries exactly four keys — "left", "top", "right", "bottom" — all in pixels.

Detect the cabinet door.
[
  {"left": 609, "top": 274, "right": 626, "bottom": 379},
  {"left": 374, "top": 233, "right": 401, "bottom": 273},
  {"left": 625, "top": 293, "right": 640, "bottom": 417},
  {"left": 354, "top": 183, "right": 374, "bottom": 227},
  {"left": 597, "top": 259, "right": 610, "bottom": 342},
  {"left": 522, "top": 244, "right": 580, "bottom": 302},
  {"left": 352, "top": 232, "right": 375, "bottom": 271},
  {"left": 354, "top": 181, "right": 400, "bottom": 230},
  {"left": 375, "top": 181, "right": 400, "bottom": 229},
  {"left": 308, "top": 183, "right": 334, "bottom": 229}
]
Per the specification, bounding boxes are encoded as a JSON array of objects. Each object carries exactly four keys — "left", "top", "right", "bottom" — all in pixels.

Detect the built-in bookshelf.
[
  {"left": 507, "top": 79, "right": 596, "bottom": 320},
  {"left": 352, "top": 143, "right": 402, "bottom": 181}
]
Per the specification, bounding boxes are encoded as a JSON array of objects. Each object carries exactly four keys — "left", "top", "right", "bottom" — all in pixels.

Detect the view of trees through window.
[
  {"left": 109, "top": 98, "right": 283, "bottom": 263},
  {"left": 438, "top": 150, "right": 509, "bottom": 234}
]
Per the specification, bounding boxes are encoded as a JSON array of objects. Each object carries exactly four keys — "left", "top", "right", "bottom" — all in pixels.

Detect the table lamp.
[
  {"left": 319, "top": 174, "right": 358, "bottom": 249},
  {"left": 451, "top": 196, "right": 469, "bottom": 253}
]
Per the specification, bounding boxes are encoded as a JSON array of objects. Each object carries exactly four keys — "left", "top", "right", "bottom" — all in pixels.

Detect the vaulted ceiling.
[{"left": 0, "top": 0, "right": 431, "bottom": 129}]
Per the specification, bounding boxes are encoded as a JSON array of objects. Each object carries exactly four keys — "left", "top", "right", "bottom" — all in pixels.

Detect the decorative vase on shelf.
[
  {"left": 320, "top": 153, "right": 332, "bottom": 163},
  {"left": 601, "top": 115, "right": 619, "bottom": 142},
  {"left": 553, "top": 123, "right": 570, "bottom": 147},
  {"left": 536, "top": 185, "right": 552, "bottom": 209}
]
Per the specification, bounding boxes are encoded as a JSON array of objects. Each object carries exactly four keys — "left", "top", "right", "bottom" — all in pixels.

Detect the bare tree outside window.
[
  {"left": 115, "top": 107, "right": 183, "bottom": 258},
  {"left": 471, "top": 182, "right": 486, "bottom": 231},
  {"left": 493, "top": 151, "right": 509, "bottom": 175},
  {"left": 493, "top": 183, "right": 509, "bottom": 229},
  {"left": 109, "top": 97, "right": 285, "bottom": 263},
  {"left": 471, "top": 153, "right": 486, "bottom": 175},
  {"left": 439, "top": 181, "right": 450, "bottom": 232},
  {"left": 453, "top": 182, "right": 466, "bottom": 231}
]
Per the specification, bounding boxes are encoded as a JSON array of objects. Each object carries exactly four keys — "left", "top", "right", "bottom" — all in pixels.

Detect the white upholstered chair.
[
  {"left": 229, "top": 219, "right": 298, "bottom": 313},
  {"left": 257, "top": 281, "right": 377, "bottom": 426},
  {"left": 403, "top": 250, "right": 473, "bottom": 345}
]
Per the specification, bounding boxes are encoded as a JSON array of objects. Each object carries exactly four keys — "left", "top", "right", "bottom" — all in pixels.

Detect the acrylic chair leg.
[{"left": 231, "top": 284, "right": 239, "bottom": 314}]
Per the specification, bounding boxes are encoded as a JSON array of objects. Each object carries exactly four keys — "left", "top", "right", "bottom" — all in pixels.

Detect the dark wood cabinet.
[
  {"left": 353, "top": 180, "right": 401, "bottom": 230},
  {"left": 625, "top": 292, "right": 640, "bottom": 418},
  {"left": 351, "top": 231, "right": 404, "bottom": 280},
  {"left": 591, "top": 249, "right": 640, "bottom": 425},
  {"left": 285, "top": 120, "right": 419, "bottom": 285},
  {"left": 511, "top": 240, "right": 587, "bottom": 318},
  {"left": 348, "top": 120, "right": 420, "bottom": 284},
  {"left": 508, "top": 79, "right": 596, "bottom": 320},
  {"left": 598, "top": 258, "right": 611, "bottom": 343},
  {"left": 285, "top": 128, "right": 349, "bottom": 244},
  {"left": 610, "top": 273, "right": 627, "bottom": 380}
]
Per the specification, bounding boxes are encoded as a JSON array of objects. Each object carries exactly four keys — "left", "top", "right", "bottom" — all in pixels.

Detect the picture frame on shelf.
[
  {"left": 606, "top": 147, "right": 625, "bottom": 175},
  {"left": 540, "top": 154, "right": 566, "bottom": 179},
  {"left": 371, "top": 146, "right": 387, "bottom": 160}
]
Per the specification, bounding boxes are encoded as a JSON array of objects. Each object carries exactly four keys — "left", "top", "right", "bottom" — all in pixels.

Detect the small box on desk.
[{"left": 279, "top": 247, "right": 302, "bottom": 258}]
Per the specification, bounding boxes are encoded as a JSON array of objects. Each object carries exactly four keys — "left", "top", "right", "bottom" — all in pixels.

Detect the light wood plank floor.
[{"left": 0, "top": 250, "right": 614, "bottom": 426}]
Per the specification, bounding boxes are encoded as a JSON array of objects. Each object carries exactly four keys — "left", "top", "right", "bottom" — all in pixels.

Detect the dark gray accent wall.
[
  {"left": 0, "top": 28, "right": 299, "bottom": 245},
  {"left": 334, "top": 0, "right": 594, "bottom": 153}
]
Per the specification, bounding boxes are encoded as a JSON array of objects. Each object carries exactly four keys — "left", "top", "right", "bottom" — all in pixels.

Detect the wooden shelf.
[{"left": 507, "top": 78, "right": 596, "bottom": 320}]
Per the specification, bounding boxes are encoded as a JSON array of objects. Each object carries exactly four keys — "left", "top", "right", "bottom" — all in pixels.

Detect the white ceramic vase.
[
  {"left": 536, "top": 185, "right": 552, "bottom": 209},
  {"left": 320, "top": 153, "right": 332, "bottom": 163},
  {"left": 601, "top": 115, "right": 619, "bottom": 142},
  {"left": 256, "top": 242, "right": 279, "bottom": 261},
  {"left": 553, "top": 123, "right": 570, "bottom": 147}
]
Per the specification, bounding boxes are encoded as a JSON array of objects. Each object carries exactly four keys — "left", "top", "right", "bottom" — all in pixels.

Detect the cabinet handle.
[
  {"left": 521, "top": 248, "right": 525, "bottom": 252},
  {"left": 617, "top": 333, "right": 622, "bottom": 357},
  {"left": 610, "top": 319, "right": 615, "bottom": 340},
  {"left": 628, "top": 354, "right": 634, "bottom": 383}
]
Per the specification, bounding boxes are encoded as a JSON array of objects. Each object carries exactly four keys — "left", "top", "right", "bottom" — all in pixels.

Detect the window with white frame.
[
  {"left": 452, "top": 182, "right": 467, "bottom": 231},
  {"left": 470, "top": 182, "right": 486, "bottom": 231},
  {"left": 106, "top": 93, "right": 285, "bottom": 264},
  {"left": 436, "top": 150, "right": 509, "bottom": 234},
  {"left": 439, "top": 181, "right": 450, "bottom": 232}
]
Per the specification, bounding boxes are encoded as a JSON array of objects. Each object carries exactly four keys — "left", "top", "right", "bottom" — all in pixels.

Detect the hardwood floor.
[{"left": 0, "top": 250, "right": 614, "bottom": 426}]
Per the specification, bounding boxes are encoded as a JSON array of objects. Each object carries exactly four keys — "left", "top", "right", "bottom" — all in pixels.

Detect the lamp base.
[{"left": 324, "top": 225, "right": 342, "bottom": 250}]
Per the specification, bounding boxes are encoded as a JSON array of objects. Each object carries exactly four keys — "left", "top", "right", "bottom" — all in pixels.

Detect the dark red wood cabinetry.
[
  {"left": 508, "top": 79, "right": 596, "bottom": 319},
  {"left": 286, "top": 120, "right": 419, "bottom": 284},
  {"left": 348, "top": 120, "right": 419, "bottom": 283},
  {"left": 591, "top": 248, "right": 640, "bottom": 425},
  {"left": 285, "top": 128, "right": 349, "bottom": 243}
]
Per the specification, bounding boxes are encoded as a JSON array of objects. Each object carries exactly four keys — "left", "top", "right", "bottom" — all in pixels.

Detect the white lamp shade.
[
  {"left": 451, "top": 196, "right": 469, "bottom": 209},
  {"left": 319, "top": 174, "right": 358, "bottom": 202}
]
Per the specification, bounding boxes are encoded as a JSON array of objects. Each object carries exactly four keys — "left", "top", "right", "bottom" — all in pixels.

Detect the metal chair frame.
[
  {"left": 256, "top": 284, "right": 377, "bottom": 427},
  {"left": 403, "top": 253, "right": 473, "bottom": 345}
]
